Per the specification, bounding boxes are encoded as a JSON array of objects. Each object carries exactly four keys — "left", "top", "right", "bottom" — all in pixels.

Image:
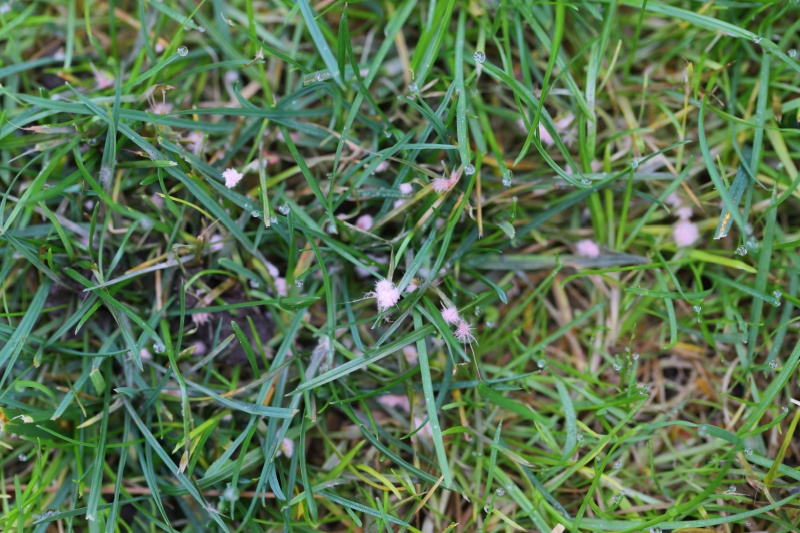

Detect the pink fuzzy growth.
[
  {"left": 192, "top": 312, "right": 210, "bottom": 326},
  {"left": 402, "top": 345, "right": 418, "bottom": 365},
  {"left": 370, "top": 279, "right": 400, "bottom": 312},
  {"left": 277, "top": 438, "right": 294, "bottom": 458},
  {"left": 378, "top": 394, "right": 411, "bottom": 412},
  {"left": 538, "top": 122, "right": 554, "bottom": 146},
  {"left": 222, "top": 168, "right": 243, "bottom": 188},
  {"left": 432, "top": 168, "right": 463, "bottom": 194},
  {"left": 356, "top": 214, "right": 374, "bottom": 231},
  {"left": 441, "top": 306, "right": 460, "bottom": 325},
  {"left": 275, "top": 277, "right": 288, "bottom": 297},
  {"left": 665, "top": 192, "right": 683, "bottom": 208},
  {"left": 192, "top": 341, "right": 208, "bottom": 355},
  {"left": 674, "top": 206, "right": 693, "bottom": 220},
  {"left": 673, "top": 219, "right": 699, "bottom": 248},
  {"left": 375, "top": 160, "right": 390, "bottom": 173},
  {"left": 405, "top": 280, "right": 418, "bottom": 293},
  {"left": 575, "top": 239, "right": 601, "bottom": 258},
  {"left": 399, "top": 183, "right": 413, "bottom": 195},
  {"left": 264, "top": 261, "right": 280, "bottom": 279},
  {"left": 413, "top": 416, "right": 433, "bottom": 440},
  {"left": 94, "top": 70, "right": 114, "bottom": 89},
  {"left": 454, "top": 320, "right": 475, "bottom": 343},
  {"left": 432, "top": 177, "right": 455, "bottom": 194}
]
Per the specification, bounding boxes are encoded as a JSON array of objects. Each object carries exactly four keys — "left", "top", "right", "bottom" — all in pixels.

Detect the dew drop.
[
  {"left": 613, "top": 461, "right": 622, "bottom": 469},
  {"left": 483, "top": 505, "right": 491, "bottom": 513},
  {"left": 746, "top": 236, "right": 759, "bottom": 252},
  {"left": 629, "top": 159, "right": 639, "bottom": 169},
  {"left": 581, "top": 177, "right": 591, "bottom": 185},
  {"left": 249, "top": 279, "right": 260, "bottom": 288},
  {"left": 744, "top": 448, "right": 753, "bottom": 455},
  {"left": 736, "top": 245, "right": 748, "bottom": 256},
  {"left": 769, "top": 359, "right": 778, "bottom": 368},
  {"left": 384, "top": 130, "right": 392, "bottom": 139},
  {"left": 408, "top": 82, "right": 418, "bottom": 93},
  {"left": 495, "top": 488, "right": 505, "bottom": 496},
  {"left": 632, "top": 353, "right": 640, "bottom": 360},
  {"left": 269, "top": 216, "right": 278, "bottom": 224},
  {"left": 693, "top": 305, "right": 702, "bottom": 314},
  {"left": 251, "top": 210, "right": 260, "bottom": 218},
  {"left": 198, "top": 26, "right": 205, "bottom": 33},
  {"left": 782, "top": 405, "right": 789, "bottom": 413},
  {"left": 502, "top": 170, "right": 513, "bottom": 187},
  {"left": 537, "top": 359, "right": 545, "bottom": 369},
  {"left": 177, "top": 46, "right": 189, "bottom": 57},
  {"left": 278, "top": 204, "right": 290, "bottom": 215},
  {"left": 473, "top": 50, "right": 486, "bottom": 63},
  {"left": 650, "top": 528, "right": 662, "bottom": 533},
  {"left": 745, "top": 521, "right": 751, "bottom": 527},
  {"left": 613, "top": 362, "right": 622, "bottom": 371},
  {"left": 790, "top": 49, "right": 798, "bottom": 58},
  {"left": 753, "top": 36, "right": 762, "bottom": 44},
  {"left": 727, "top": 485, "right": 736, "bottom": 493},
  {"left": 773, "top": 289, "right": 782, "bottom": 299},
  {"left": 153, "top": 343, "right": 165, "bottom": 354},
  {"left": 464, "top": 164, "right": 476, "bottom": 175},
  {"left": 295, "top": 279, "right": 304, "bottom": 288}
]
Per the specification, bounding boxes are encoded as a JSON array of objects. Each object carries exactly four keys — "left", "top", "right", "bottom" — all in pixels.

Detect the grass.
[{"left": 1, "top": 0, "right": 799, "bottom": 531}]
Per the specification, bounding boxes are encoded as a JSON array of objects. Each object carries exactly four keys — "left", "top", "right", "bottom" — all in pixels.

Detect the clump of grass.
[{"left": 1, "top": 0, "right": 799, "bottom": 531}]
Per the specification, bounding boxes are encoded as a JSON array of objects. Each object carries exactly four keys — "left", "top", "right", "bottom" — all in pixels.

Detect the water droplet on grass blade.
[
  {"left": 473, "top": 50, "right": 486, "bottom": 63},
  {"left": 629, "top": 159, "right": 639, "bottom": 169},
  {"left": 177, "top": 46, "right": 189, "bottom": 57},
  {"left": 736, "top": 245, "right": 747, "bottom": 256},
  {"left": 464, "top": 164, "right": 476, "bottom": 175},
  {"left": 693, "top": 305, "right": 702, "bottom": 314},
  {"left": 495, "top": 488, "right": 505, "bottom": 496},
  {"left": 744, "top": 448, "right": 753, "bottom": 455}
]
